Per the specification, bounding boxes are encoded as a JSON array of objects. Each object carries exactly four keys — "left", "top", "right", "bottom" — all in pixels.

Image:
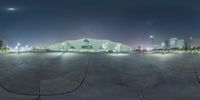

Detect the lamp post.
[
  {"left": 17, "top": 43, "right": 20, "bottom": 54},
  {"left": 161, "top": 42, "right": 165, "bottom": 54},
  {"left": 189, "top": 37, "right": 193, "bottom": 49},
  {"left": 161, "top": 42, "right": 165, "bottom": 49},
  {"left": 149, "top": 35, "right": 154, "bottom": 49},
  {"left": 150, "top": 35, "right": 154, "bottom": 39},
  {"left": 62, "top": 43, "right": 65, "bottom": 51}
]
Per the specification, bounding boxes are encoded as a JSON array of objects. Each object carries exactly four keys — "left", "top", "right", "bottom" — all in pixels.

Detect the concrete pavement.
[{"left": 0, "top": 53, "right": 200, "bottom": 100}]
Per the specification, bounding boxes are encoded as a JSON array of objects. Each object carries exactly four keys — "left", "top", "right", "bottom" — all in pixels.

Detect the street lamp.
[
  {"left": 17, "top": 43, "right": 20, "bottom": 54},
  {"left": 17, "top": 43, "right": 20, "bottom": 46},
  {"left": 149, "top": 35, "right": 154, "bottom": 49},
  {"left": 62, "top": 43, "right": 65, "bottom": 51},
  {"left": 150, "top": 35, "right": 154, "bottom": 39},
  {"left": 189, "top": 37, "right": 193, "bottom": 49},
  {"left": 7, "top": 8, "right": 16, "bottom": 11},
  {"left": 161, "top": 42, "right": 165, "bottom": 49}
]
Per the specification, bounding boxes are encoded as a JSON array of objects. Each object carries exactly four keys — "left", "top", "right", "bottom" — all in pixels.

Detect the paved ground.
[{"left": 0, "top": 52, "right": 200, "bottom": 100}]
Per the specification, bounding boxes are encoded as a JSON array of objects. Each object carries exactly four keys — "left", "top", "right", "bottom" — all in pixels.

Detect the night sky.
[{"left": 0, "top": 0, "right": 200, "bottom": 48}]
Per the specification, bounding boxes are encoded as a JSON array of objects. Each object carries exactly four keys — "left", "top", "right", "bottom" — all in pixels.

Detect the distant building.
[
  {"left": 153, "top": 44, "right": 163, "bottom": 49},
  {"left": 164, "top": 40, "right": 169, "bottom": 49},
  {"left": 177, "top": 39, "right": 185, "bottom": 49},
  {"left": 169, "top": 38, "right": 178, "bottom": 48},
  {"left": 184, "top": 41, "right": 189, "bottom": 49},
  {"left": 48, "top": 38, "right": 133, "bottom": 52},
  {"left": 188, "top": 37, "right": 193, "bottom": 48},
  {"left": 169, "top": 38, "right": 185, "bottom": 49}
]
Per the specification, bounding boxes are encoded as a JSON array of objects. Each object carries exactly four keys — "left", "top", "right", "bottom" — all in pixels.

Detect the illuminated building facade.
[
  {"left": 170, "top": 38, "right": 178, "bottom": 48},
  {"left": 177, "top": 39, "right": 185, "bottom": 49},
  {"left": 48, "top": 38, "right": 133, "bottom": 52},
  {"left": 169, "top": 38, "right": 185, "bottom": 49}
]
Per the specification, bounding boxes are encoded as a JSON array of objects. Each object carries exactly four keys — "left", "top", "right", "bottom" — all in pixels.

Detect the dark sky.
[{"left": 0, "top": 0, "right": 200, "bottom": 48}]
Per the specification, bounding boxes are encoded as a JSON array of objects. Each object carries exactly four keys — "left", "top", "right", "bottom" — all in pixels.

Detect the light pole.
[
  {"left": 161, "top": 42, "right": 165, "bottom": 50},
  {"left": 62, "top": 43, "right": 65, "bottom": 51},
  {"left": 189, "top": 37, "right": 193, "bottom": 49},
  {"left": 150, "top": 35, "right": 154, "bottom": 39},
  {"left": 17, "top": 43, "right": 20, "bottom": 54},
  {"left": 149, "top": 35, "right": 154, "bottom": 49}
]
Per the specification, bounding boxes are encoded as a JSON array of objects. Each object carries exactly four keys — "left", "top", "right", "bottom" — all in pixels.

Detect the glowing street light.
[
  {"left": 149, "top": 35, "right": 154, "bottom": 49},
  {"left": 17, "top": 43, "right": 20, "bottom": 46},
  {"left": 150, "top": 35, "right": 154, "bottom": 39},
  {"left": 161, "top": 42, "right": 165, "bottom": 47},
  {"left": 161, "top": 42, "right": 165, "bottom": 50},
  {"left": 146, "top": 47, "right": 153, "bottom": 51},
  {"left": 7, "top": 8, "right": 16, "bottom": 11}
]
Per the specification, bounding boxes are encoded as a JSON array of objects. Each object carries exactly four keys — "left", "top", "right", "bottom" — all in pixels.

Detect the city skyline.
[
  {"left": 0, "top": 0, "right": 200, "bottom": 48},
  {"left": 0, "top": 34, "right": 198, "bottom": 49}
]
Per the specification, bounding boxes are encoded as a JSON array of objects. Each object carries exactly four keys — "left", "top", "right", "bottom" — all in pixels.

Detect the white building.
[
  {"left": 177, "top": 39, "right": 185, "bottom": 49},
  {"left": 169, "top": 38, "right": 185, "bottom": 49},
  {"left": 48, "top": 38, "right": 133, "bottom": 52},
  {"left": 170, "top": 38, "right": 178, "bottom": 48}
]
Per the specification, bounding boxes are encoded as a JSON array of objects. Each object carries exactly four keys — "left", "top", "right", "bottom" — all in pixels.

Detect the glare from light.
[
  {"left": 21, "top": 47, "right": 25, "bottom": 51},
  {"left": 150, "top": 35, "right": 154, "bottom": 39},
  {"left": 48, "top": 52, "right": 64, "bottom": 56},
  {"left": 108, "top": 53, "right": 130, "bottom": 57},
  {"left": 17, "top": 43, "right": 21, "bottom": 46},
  {"left": 149, "top": 54, "right": 174, "bottom": 60},
  {"left": 7, "top": 8, "right": 16, "bottom": 11},
  {"left": 161, "top": 42, "right": 165, "bottom": 46},
  {"left": 48, "top": 52, "right": 78, "bottom": 58},
  {"left": 62, "top": 52, "right": 78, "bottom": 57},
  {"left": 146, "top": 47, "right": 153, "bottom": 51},
  {"left": 15, "top": 46, "right": 18, "bottom": 49}
]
